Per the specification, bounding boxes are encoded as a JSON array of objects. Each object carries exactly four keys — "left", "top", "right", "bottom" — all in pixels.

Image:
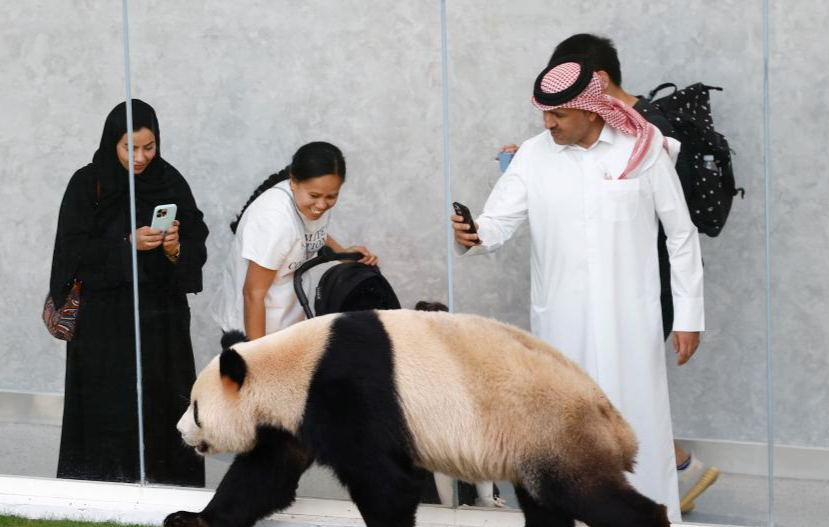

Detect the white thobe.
[{"left": 460, "top": 124, "right": 704, "bottom": 523}]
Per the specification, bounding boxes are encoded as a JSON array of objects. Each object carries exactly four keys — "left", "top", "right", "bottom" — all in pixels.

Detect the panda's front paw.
[{"left": 163, "top": 510, "right": 209, "bottom": 527}]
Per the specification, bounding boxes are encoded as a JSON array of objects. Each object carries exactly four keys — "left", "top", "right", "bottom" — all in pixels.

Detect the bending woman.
[
  {"left": 49, "top": 99, "right": 208, "bottom": 485},
  {"left": 212, "top": 141, "right": 377, "bottom": 339}
]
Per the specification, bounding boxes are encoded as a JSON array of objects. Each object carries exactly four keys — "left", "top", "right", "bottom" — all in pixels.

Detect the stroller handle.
[{"left": 293, "top": 246, "right": 364, "bottom": 319}]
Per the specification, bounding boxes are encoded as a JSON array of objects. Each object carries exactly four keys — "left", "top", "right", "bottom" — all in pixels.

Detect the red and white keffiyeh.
[{"left": 532, "top": 56, "right": 655, "bottom": 179}]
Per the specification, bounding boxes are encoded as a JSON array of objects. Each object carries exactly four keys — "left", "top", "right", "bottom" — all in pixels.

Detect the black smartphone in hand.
[{"left": 452, "top": 201, "right": 478, "bottom": 237}]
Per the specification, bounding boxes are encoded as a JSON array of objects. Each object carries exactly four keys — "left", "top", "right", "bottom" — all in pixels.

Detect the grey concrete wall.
[{"left": 768, "top": 1, "right": 829, "bottom": 449}]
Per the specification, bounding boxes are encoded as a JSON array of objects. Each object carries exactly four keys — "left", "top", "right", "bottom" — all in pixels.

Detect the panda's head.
[{"left": 177, "top": 330, "right": 259, "bottom": 455}]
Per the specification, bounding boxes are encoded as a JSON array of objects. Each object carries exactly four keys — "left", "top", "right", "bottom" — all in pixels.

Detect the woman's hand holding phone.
[
  {"left": 133, "top": 226, "right": 164, "bottom": 251},
  {"left": 162, "top": 220, "right": 181, "bottom": 258},
  {"left": 132, "top": 220, "right": 180, "bottom": 254}
]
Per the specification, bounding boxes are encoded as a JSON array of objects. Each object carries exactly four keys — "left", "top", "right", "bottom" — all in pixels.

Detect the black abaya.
[{"left": 50, "top": 100, "right": 207, "bottom": 485}]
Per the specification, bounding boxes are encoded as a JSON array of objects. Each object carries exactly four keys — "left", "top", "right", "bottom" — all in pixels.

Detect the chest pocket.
[{"left": 600, "top": 179, "right": 641, "bottom": 222}]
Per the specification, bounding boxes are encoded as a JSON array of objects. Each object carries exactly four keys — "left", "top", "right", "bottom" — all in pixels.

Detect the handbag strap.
[{"left": 647, "top": 82, "right": 677, "bottom": 101}]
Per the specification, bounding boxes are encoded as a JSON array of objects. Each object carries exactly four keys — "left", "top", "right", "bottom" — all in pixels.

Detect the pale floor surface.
[{"left": 2, "top": 423, "right": 827, "bottom": 527}]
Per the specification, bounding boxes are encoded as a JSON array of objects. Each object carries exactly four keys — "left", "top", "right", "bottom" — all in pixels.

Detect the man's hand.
[
  {"left": 496, "top": 144, "right": 519, "bottom": 157},
  {"left": 673, "top": 331, "right": 701, "bottom": 365},
  {"left": 451, "top": 214, "right": 480, "bottom": 247}
]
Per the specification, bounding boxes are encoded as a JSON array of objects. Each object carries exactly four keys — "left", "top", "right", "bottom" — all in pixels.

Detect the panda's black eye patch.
[{"left": 193, "top": 400, "right": 201, "bottom": 428}]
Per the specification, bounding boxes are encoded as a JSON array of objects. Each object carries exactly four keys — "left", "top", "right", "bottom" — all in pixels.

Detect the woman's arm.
[
  {"left": 242, "top": 260, "right": 277, "bottom": 340},
  {"left": 326, "top": 235, "right": 378, "bottom": 266},
  {"left": 166, "top": 173, "right": 210, "bottom": 293},
  {"left": 325, "top": 236, "right": 347, "bottom": 253}
]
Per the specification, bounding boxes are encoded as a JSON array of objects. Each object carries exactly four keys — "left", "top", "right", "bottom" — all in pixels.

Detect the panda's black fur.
[
  {"left": 165, "top": 310, "right": 670, "bottom": 527},
  {"left": 299, "top": 312, "right": 429, "bottom": 524},
  {"left": 219, "top": 329, "right": 247, "bottom": 349}
]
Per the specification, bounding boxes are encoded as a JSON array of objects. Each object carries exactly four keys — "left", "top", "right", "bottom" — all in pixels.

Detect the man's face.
[{"left": 543, "top": 108, "right": 597, "bottom": 147}]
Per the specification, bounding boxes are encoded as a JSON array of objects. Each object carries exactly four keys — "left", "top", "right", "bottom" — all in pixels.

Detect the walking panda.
[{"left": 164, "top": 309, "right": 670, "bottom": 527}]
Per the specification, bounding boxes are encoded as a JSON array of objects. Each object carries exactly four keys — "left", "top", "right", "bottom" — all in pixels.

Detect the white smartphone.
[{"left": 150, "top": 204, "right": 177, "bottom": 235}]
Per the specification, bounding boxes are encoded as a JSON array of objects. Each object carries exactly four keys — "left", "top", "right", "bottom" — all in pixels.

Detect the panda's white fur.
[
  {"left": 178, "top": 315, "right": 330, "bottom": 454},
  {"left": 381, "top": 310, "right": 635, "bottom": 484},
  {"left": 168, "top": 309, "right": 668, "bottom": 527}
]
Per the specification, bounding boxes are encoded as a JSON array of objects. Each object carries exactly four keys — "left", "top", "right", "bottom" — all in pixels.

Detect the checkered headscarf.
[{"left": 532, "top": 56, "right": 655, "bottom": 179}]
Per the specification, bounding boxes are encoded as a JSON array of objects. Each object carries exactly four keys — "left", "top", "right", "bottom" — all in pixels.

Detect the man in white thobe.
[{"left": 453, "top": 56, "right": 704, "bottom": 523}]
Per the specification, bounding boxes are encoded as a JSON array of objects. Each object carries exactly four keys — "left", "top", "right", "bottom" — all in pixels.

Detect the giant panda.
[{"left": 164, "top": 309, "right": 670, "bottom": 527}]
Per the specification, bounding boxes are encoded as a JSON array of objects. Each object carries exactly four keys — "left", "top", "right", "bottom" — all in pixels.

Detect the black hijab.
[
  {"left": 94, "top": 99, "right": 180, "bottom": 215},
  {"left": 49, "top": 100, "right": 208, "bottom": 303}
]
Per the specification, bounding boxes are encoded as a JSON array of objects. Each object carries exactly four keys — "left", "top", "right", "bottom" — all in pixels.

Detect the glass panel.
[
  {"left": 128, "top": 0, "right": 448, "bottom": 501},
  {"left": 445, "top": 1, "right": 769, "bottom": 524},
  {"left": 769, "top": 1, "right": 829, "bottom": 525},
  {"left": 0, "top": 1, "right": 146, "bottom": 484}
]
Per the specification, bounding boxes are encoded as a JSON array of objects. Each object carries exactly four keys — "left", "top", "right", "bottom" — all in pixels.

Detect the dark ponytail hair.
[{"left": 230, "top": 141, "right": 346, "bottom": 233}]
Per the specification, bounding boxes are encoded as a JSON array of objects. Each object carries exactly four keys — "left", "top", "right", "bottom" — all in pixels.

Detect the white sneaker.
[
  {"left": 475, "top": 495, "right": 508, "bottom": 508},
  {"left": 678, "top": 453, "right": 720, "bottom": 513}
]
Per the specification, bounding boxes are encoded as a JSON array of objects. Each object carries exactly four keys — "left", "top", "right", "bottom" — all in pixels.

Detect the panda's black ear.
[
  {"left": 220, "top": 347, "right": 247, "bottom": 390},
  {"left": 221, "top": 329, "right": 248, "bottom": 349}
]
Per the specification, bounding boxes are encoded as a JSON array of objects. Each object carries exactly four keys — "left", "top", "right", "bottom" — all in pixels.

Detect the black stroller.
[{"left": 292, "top": 246, "right": 400, "bottom": 319}]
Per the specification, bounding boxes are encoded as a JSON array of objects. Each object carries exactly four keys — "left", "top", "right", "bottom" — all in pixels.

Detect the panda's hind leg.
[
  {"left": 514, "top": 484, "right": 575, "bottom": 527},
  {"left": 565, "top": 480, "right": 671, "bottom": 527},
  {"left": 528, "top": 471, "right": 670, "bottom": 527}
]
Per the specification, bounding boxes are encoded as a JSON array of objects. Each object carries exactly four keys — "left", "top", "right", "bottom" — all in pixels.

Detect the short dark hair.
[{"left": 550, "top": 33, "right": 623, "bottom": 87}]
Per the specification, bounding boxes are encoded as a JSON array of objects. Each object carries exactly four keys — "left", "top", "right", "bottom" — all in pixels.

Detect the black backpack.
[
  {"left": 646, "top": 83, "right": 744, "bottom": 237},
  {"left": 314, "top": 262, "right": 401, "bottom": 316}
]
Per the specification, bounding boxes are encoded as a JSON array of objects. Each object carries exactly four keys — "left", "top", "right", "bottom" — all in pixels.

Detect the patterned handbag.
[
  {"left": 43, "top": 175, "right": 98, "bottom": 341},
  {"left": 42, "top": 280, "right": 82, "bottom": 341}
]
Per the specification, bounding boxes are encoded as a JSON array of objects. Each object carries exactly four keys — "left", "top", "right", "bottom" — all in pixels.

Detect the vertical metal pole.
[
  {"left": 121, "top": 0, "right": 146, "bottom": 485},
  {"left": 439, "top": 0, "right": 459, "bottom": 507},
  {"left": 762, "top": 0, "right": 775, "bottom": 524},
  {"left": 440, "top": 0, "right": 455, "bottom": 316}
]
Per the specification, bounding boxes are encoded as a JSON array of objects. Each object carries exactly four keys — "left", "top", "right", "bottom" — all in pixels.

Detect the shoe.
[
  {"left": 475, "top": 495, "right": 507, "bottom": 508},
  {"left": 492, "top": 495, "right": 508, "bottom": 508},
  {"left": 678, "top": 453, "right": 720, "bottom": 513}
]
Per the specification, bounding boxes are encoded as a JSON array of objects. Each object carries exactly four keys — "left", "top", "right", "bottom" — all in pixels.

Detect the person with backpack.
[
  {"left": 211, "top": 141, "right": 378, "bottom": 339},
  {"left": 499, "top": 33, "right": 722, "bottom": 515},
  {"left": 455, "top": 55, "right": 704, "bottom": 523}
]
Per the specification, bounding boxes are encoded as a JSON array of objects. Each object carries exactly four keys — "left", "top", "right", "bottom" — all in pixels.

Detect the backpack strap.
[{"left": 647, "top": 82, "right": 677, "bottom": 101}]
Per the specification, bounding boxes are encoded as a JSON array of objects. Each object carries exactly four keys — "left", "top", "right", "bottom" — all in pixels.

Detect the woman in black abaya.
[{"left": 49, "top": 100, "right": 207, "bottom": 486}]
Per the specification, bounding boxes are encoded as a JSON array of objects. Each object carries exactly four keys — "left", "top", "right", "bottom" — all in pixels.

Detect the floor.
[{"left": 2, "top": 423, "right": 827, "bottom": 527}]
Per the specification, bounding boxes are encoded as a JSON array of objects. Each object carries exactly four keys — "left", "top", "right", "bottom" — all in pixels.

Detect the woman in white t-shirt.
[{"left": 212, "top": 141, "right": 377, "bottom": 339}]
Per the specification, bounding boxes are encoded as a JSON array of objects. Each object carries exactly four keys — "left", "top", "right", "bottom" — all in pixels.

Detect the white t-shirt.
[{"left": 211, "top": 180, "right": 331, "bottom": 334}]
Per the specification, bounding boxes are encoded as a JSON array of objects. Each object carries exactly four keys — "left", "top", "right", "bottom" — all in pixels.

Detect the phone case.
[{"left": 151, "top": 204, "right": 177, "bottom": 233}]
